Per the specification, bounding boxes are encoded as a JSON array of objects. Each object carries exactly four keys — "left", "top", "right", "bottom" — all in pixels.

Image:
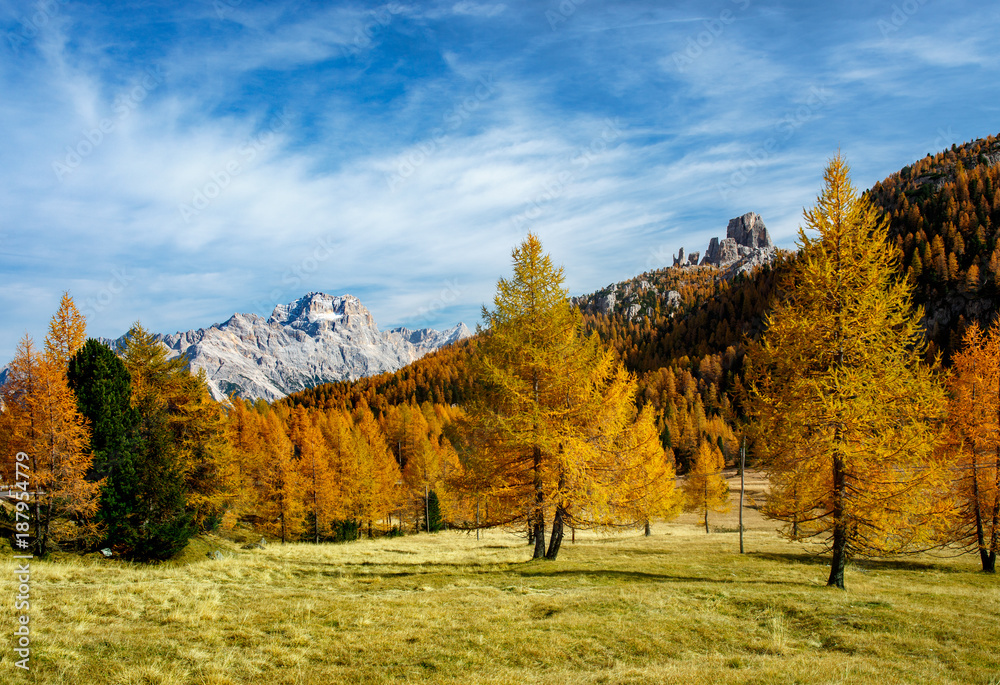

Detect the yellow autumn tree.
[
  {"left": 744, "top": 153, "right": 948, "bottom": 589},
  {"left": 289, "top": 405, "right": 342, "bottom": 543},
  {"left": 0, "top": 335, "right": 99, "bottom": 555},
  {"left": 257, "top": 409, "right": 305, "bottom": 543},
  {"left": 943, "top": 319, "right": 1000, "bottom": 572},
  {"left": 463, "top": 233, "right": 679, "bottom": 559},
  {"left": 682, "top": 439, "right": 729, "bottom": 534},
  {"left": 44, "top": 291, "right": 87, "bottom": 368},
  {"left": 351, "top": 404, "right": 403, "bottom": 537}
]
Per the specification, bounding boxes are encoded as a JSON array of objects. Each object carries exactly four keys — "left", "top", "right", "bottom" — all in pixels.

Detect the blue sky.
[{"left": 1, "top": 0, "right": 998, "bottom": 361}]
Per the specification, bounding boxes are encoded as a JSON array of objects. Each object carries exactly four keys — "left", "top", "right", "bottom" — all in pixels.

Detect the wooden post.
[{"left": 739, "top": 436, "right": 746, "bottom": 554}]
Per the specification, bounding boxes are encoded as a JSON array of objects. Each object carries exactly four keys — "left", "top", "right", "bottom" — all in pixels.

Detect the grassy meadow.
[{"left": 3, "top": 470, "right": 998, "bottom": 684}]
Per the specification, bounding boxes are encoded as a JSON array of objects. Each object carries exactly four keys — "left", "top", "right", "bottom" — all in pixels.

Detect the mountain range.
[
  {"left": 97, "top": 293, "right": 467, "bottom": 402},
  {"left": 157, "top": 292, "right": 471, "bottom": 402}
]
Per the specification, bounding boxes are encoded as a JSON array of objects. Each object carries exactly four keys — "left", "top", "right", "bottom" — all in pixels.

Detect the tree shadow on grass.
[
  {"left": 752, "top": 551, "right": 972, "bottom": 574},
  {"left": 751, "top": 551, "right": 830, "bottom": 567},
  {"left": 514, "top": 567, "right": 809, "bottom": 587}
]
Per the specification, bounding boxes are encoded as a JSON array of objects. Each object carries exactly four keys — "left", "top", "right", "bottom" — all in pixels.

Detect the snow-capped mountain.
[{"left": 158, "top": 292, "right": 471, "bottom": 402}]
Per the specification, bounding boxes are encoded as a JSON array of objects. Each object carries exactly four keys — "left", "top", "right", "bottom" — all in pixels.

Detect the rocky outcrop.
[
  {"left": 155, "top": 292, "right": 471, "bottom": 402},
  {"left": 597, "top": 292, "right": 617, "bottom": 315},
  {"left": 670, "top": 212, "right": 780, "bottom": 278},
  {"left": 725, "top": 212, "right": 773, "bottom": 250}
]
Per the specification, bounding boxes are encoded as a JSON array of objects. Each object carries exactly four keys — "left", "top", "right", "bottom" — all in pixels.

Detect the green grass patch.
[{"left": 1, "top": 522, "right": 998, "bottom": 684}]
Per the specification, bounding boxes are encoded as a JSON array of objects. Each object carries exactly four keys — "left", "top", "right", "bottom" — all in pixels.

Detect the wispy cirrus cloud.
[{"left": 1, "top": 0, "right": 998, "bottom": 361}]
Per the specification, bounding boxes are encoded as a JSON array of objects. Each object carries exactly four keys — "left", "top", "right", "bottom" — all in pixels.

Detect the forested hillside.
[
  {"left": 286, "top": 134, "right": 1000, "bottom": 474},
  {"left": 0, "top": 138, "right": 1000, "bottom": 559},
  {"left": 869, "top": 133, "right": 1000, "bottom": 359}
]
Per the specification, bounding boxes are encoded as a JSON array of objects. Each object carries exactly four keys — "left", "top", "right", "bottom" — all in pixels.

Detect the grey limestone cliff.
[{"left": 156, "top": 292, "right": 470, "bottom": 402}]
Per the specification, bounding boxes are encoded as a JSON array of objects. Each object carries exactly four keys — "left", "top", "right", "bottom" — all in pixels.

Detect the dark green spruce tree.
[{"left": 68, "top": 339, "right": 140, "bottom": 549}]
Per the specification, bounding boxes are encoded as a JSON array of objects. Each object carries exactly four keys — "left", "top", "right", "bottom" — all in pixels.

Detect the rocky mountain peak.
[
  {"left": 726, "top": 212, "right": 773, "bottom": 250},
  {"left": 672, "top": 212, "right": 779, "bottom": 278},
  {"left": 267, "top": 292, "right": 374, "bottom": 333},
  {"left": 151, "top": 292, "right": 470, "bottom": 402}
]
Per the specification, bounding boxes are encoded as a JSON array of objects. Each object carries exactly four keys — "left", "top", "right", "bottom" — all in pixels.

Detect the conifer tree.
[
  {"left": 117, "top": 323, "right": 199, "bottom": 558},
  {"left": 682, "top": 440, "right": 729, "bottom": 534},
  {"left": 258, "top": 410, "right": 305, "bottom": 543},
  {"left": 67, "top": 339, "right": 139, "bottom": 545},
  {"left": 44, "top": 291, "right": 87, "bottom": 369},
  {"left": 0, "top": 336, "right": 99, "bottom": 555},
  {"left": 289, "top": 406, "right": 341, "bottom": 543},
  {"left": 744, "top": 154, "right": 948, "bottom": 589},
  {"left": 465, "top": 234, "right": 679, "bottom": 559},
  {"left": 943, "top": 319, "right": 1000, "bottom": 571},
  {"left": 351, "top": 404, "right": 402, "bottom": 537}
]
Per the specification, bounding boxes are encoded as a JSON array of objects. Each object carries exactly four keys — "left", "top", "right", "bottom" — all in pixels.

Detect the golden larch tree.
[
  {"left": 744, "top": 154, "right": 948, "bottom": 589},
  {"left": 682, "top": 439, "right": 729, "bottom": 534},
  {"left": 464, "top": 233, "right": 679, "bottom": 560},
  {"left": 351, "top": 404, "right": 403, "bottom": 537},
  {"left": 943, "top": 319, "right": 1000, "bottom": 571},
  {"left": 0, "top": 336, "right": 99, "bottom": 555},
  {"left": 44, "top": 291, "right": 87, "bottom": 368},
  {"left": 289, "top": 406, "right": 341, "bottom": 543}
]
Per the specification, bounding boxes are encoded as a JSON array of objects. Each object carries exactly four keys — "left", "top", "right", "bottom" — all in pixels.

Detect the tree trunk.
[
  {"left": 739, "top": 438, "right": 745, "bottom": 554},
  {"left": 827, "top": 225, "right": 848, "bottom": 590},
  {"left": 545, "top": 506, "right": 565, "bottom": 560},
  {"left": 313, "top": 462, "right": 320, "bottom": 544},
  {"left": 987, "top": 439, "right": 1000, "bottom": 573},
  {"left": 990, "top": 397, "right": 1000, "bottom": 573},
  {"left": 704, "top": 508, "right": 709, "bottom": 534},
  {"left": 644, "top": 520, "right": 651, "bottom": 537},
  {"left": 827, "top": 450, "right": 847, "bottom": 589},
  {"left": 972, "top": 457, "right": 990, "bottom": 571},
  {"left": 532, "top": 445, "right": 546, "bottom": 559}
]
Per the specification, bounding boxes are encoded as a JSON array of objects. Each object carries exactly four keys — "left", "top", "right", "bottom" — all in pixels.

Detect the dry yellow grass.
[{"left": 1, "top": 470, "right": 998, "bottom": 684}]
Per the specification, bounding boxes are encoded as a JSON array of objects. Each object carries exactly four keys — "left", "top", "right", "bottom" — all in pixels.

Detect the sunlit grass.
[{"left": 2, "top": 471, "right": 998, "bottom": 684}]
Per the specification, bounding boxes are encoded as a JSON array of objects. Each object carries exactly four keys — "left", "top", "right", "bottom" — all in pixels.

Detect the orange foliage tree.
[
  {"left": 463, "top": 234, "right": 679, "bottom": 560},
  {"left": 682, "top": 439, "right": 729, "bottom": 534},
  {"left": 744, "top": 154, "right": 948, "bottom": 589},
  {"left": 0, "top": 295, "right": 100, "bottom": 555},
  {"left": 943, "top": 319, "right": 1000, "bottom": 571}
]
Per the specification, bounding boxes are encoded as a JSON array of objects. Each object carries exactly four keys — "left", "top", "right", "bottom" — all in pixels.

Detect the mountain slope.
[
  {"left": 159, "top": 292, "right": 471, "bottom": 402},
  {"left": 868, "top": 133, "right": 1000, "bottom": 359}
]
